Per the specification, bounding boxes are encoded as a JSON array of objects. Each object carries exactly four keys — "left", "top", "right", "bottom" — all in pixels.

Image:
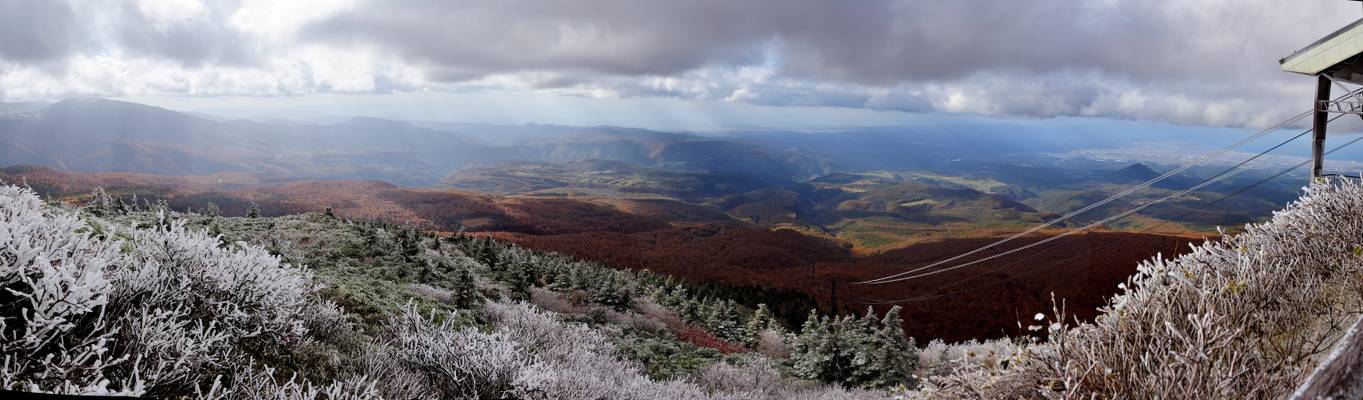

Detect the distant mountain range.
[
  {"left": 0, "top": 98, "right": 1308, "bottom": 242},
  {"left": 0, "top": 99, "right": 834, "bottom": 185},
  {"left": 3, "top": 98, "right": 1239, "bottom": 187}
]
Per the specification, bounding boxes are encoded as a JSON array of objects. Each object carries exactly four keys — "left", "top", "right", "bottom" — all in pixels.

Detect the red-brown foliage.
[
  {"left": 500, "top": 228, "right": 1205, "bottom": 343},
  {"left": 1, "top": 166, "right": 1209, "bottom": 342},
  {"left": 0, "top": 166, "right": 670, "bottom": 235},
  {"left": 677, "top": 327, "right": 748, "bottom": 354}
]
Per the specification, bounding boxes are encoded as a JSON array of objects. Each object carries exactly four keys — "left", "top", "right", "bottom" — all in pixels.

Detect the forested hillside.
[
  {"left": 4, "top": 177, "right": 1362, "bottom": 398},
  {"left": 0, "top": 182, "right": 900, "bottom": 398}
]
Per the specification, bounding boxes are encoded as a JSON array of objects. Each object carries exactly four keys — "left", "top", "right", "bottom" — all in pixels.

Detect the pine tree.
[
  {"left": 591, "top": 274, "right": 617, "bottom": 305},
  {"left": 612, "top": 283, "right": 633, "bottom": 311},
  {"left": 115, "top": 197, "right": 130, "bottom": 215},
  {"left": 482, "top": 237, "right": 501, "bottom": 271},
  {"left": 658, "top": 284, "right": 685, "bottom": 307},
  {"left": 845, "top": 307, "right": 885, "bottom": 387},
  {"left": 202, "top": 201, "right": 220, "bottom": 217},
  {"left": 869, "top": 306, "right": 917, "bottom": 389},
  {"left": 681, "top": 299, "right": 702, "bottom": 324},
  {"left": 504, "top": 262, "right": 532, "bottom": 301},
  {"left": 451, "top": 264, "right": 480, "bottom": 308},
  {"left": 719, "top": 300, "right": 744, "bottom": 342},
  {"left": 791, "top": 310, "right": 841, "bottom": 382},
  {"left": 247, "top": 204, "right": 261, "bottom": 218},
  {"left": 86, "top": 187, "right": 117, "bottom": 216},
  {"left": 744, "top": 303, "right": 778, "bottom": 347}
]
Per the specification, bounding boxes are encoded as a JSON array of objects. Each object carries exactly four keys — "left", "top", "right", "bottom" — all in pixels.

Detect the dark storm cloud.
[
  {"left": 303, "top": 0, "right": 881, "bottom": 80},
  {"left": 303, "top": 0, "right": 1329, "bottom": 85},
  {"left": 291, "top": 0, "right": 1355, "bottom": 126},
  {"left": 0, "top": 0, "right": 80, "bottom": 63},
  {"left": 0, "top": 0, "right": 1353, "bottom": 127}
]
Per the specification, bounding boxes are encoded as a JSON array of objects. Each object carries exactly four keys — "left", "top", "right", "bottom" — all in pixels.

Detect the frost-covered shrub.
[
  {"left": 0, "top": 184, "right": 133, "bottom": 394},
  {"left": 918, "top": 178, "right": 1363, "bottom": 399},
  {"left": 407, "top": 282, "right": 454, "bottom": 304},
  {"left": 691, "top": 356, "right": 890, "bottom": 400},
  {"left": 490, "top": 301, "right": 699, "bottom": 399},
  {"left": 381, "top": 304, "right": 528, "bottom": 399},
  {"left": 364, "top": 301, "right": 877, "bottom": 399},
  {"left": 199, "top": 364, "right": 379, "bottom": 400},
  {"left": 914, "top": 338, "right": 1021, "bottom": 379},
  {"left": 106, "top": 212, "right": 339, "bottom": 395},
  {"left": 0, "top": 184, "right": 350, "bottom": 397},
  {"left": 114, "top": 213, "right": 322, "bottom": 351}
]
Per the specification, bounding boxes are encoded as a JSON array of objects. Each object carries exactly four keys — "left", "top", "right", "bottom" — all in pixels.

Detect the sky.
[{"left": 1, "top": 0, "right": 1361, "bottom": 131}]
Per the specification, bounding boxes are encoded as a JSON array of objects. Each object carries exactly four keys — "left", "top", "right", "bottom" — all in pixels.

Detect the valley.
[
  {"left": 3, "top": 160, "right": 1212, "bottom": 342},
  {"left": 0, "top": 99, "right": 1298, "bottom": 343}
]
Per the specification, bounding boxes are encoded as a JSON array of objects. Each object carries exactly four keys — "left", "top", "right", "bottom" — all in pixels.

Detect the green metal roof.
[{"left": 1282, "top": 18, "right": 1363, "bottom": 75}]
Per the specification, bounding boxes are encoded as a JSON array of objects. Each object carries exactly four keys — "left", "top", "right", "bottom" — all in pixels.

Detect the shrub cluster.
[{"left": 0, "top": 184, "right": 358, "bottom": 397}]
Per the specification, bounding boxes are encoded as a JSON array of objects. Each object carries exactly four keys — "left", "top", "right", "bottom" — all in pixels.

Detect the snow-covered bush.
[
  {"left": 115, "top": 212, "right": 323, "bottom": 350},
  {"left": 492, "top": 301, "right": 703, "bottom": 400},
  {"left": 108, "top": 212, "right": 341, "bottom": 395},
  {"left": 381, "top": 304, "right": 528, "bottom": 399},
  {"left": 0, "top": 184, "right": 132, "bottom": 394},
  {"left": 363, "top": 301, "right": 879, "bottom": 399},
  {"left": 0, "top": 184, "right": 348, "bottom": 397},
  {"left": 199, "top": 364, "right": 379, "bottom": 400},
  {"left": 914, "top": 338, "right": 1021, "bottom": 379}
]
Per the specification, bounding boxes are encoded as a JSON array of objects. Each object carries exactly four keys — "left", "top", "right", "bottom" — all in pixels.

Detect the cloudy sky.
[{"left": 0, "top": 0, "right": 1359, "bottom": 130}]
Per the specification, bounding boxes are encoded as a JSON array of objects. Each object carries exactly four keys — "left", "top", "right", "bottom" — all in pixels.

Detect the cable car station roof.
[{"left": 1282, "top": 18, "right": 1363, "bottom": 80}]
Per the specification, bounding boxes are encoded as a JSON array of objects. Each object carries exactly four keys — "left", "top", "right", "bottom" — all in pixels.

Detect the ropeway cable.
[
  {"left": 877, "top": 118, "right": 1327, "bottom": 295},
  {"left": 869, "top": 159, "right": 1256, "bottom": 284},
  {"left": 865, "top": 114, "right": 1360, "bottom": 285},
  {"left": 857, "top": 131, "right": 1363, "bottom": 304},
  {"left": 856, "top": 122, "right": 1363, "bottom": 302},
  {"left": 858, "top": 108, "right": 1312, "bottom": 284},
  {"left": 858, "top": 95, "right": 1356, "bottom": 286}
]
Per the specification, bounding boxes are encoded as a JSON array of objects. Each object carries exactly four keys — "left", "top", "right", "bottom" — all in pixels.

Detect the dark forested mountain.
[
  {"left": 0, "top": 98, "right": 1324, "bottom": 193},
  {"left": 0, "top": 99, "right": 836, "bottom": 184}
]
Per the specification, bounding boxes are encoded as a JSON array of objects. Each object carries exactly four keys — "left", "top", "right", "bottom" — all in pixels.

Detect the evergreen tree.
[
  {"left": 870, "top": 306, "right": 918, "bottom": 389},
  {"left": 664, "top": 284, "right": 689, "bottom": 307},
  {"left": 591, "top": 275, "right": 618, "bottom": 305},
  {"left": 744, "top": 303, "right": 779, "bottom": 346},
  {"left": 681, "top": 299, "right": 702, "bottom": 324},
  {"left": 612, "top": 283, "right": 634, "bottom": 311},
  {"left": 115, "top": 197, "right": 130, "bottom": 215},
  {"left": 787, "top": 307, "right": 917, "bottom": 389},
  {"left": 450, "top": 264, "right": 480, "bottom": 308},
  {"left": 702, "top": 300, "right": 743, "bottom": 342},
  {"left": 481, "top": 237, "right": 501, "bottom": 271},
  {"left": 791, "top": 310, "right": 844, "bottom": 383},
  {"left": 202, "top": 201, "right": 220, "bottom": 217},
  {"left": 845, "top": 308, "right": 884, "bottom": 387},
  {"left": 504, "top": 262, "right": 532, "bottom": 301},
  {"left": 247, "top": 204, "right": 261, "bottom": 218},
  {"left": 86, "top": 187, "right": 118, "bottom": 216}
]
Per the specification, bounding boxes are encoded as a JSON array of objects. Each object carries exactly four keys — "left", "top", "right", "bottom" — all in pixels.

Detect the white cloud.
[
  {"left": 0, "top": 0, "right": 1355, "bottom": 129},
  {"left": 135, "top": 0, "right": 208, "bottom": 30}
]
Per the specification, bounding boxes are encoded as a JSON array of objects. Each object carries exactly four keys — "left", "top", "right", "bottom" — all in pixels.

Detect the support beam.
[
  {"left": 1314, "top": 74, "right": 1331, "bottom": 181},
  {"left": 1292, "top": 314, "right": 1363, "bottom": 400}
]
